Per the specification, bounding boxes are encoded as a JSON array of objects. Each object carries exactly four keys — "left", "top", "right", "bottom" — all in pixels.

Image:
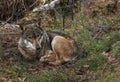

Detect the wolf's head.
[
  {"left": 19, "top": 23, "right": 44, "bottom": 50},
  {"left": 18, "top": 23, "right": 46, "bottom": 60}
]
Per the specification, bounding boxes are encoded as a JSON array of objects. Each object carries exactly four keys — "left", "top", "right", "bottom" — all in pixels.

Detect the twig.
[
  {"left": 101, "top": 62, "right": 109, "bottom": 76},
  {"left": 0, "top": 33, "right": 20, "bottom": 35},
  {"left": 29, "top": 0, "right": 40, "bottom": 8},
  {"left": 93, "top": 28, "right": 104, "bottom": 40}
]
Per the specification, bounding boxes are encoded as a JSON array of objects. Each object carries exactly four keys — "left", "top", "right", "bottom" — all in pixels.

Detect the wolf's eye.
[
  {"left": 36, "top": 34, "right": 40, "bottom": 37},
  {"left": 27, "top": 35, "right": 32, "bottom": 39},
  {"left": 27, "top": 38, "right": 32, "bottom": 41},
  {"left": 26, "top": 35, "right": 33, "bottom": 42}
]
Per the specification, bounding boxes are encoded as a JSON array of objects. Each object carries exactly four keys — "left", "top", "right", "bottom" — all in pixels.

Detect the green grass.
[
  {"left": 0, "top": 3, "right": 120, "bottom": 82},
  {"left": 98, "top": 72, "right": 120, "bottom": 82},
  {"left": 112, "top": 43, "right": 120, "bottom": 54},
  {"left": 34, "top": 12, "right": 120, "bottom": 81}
]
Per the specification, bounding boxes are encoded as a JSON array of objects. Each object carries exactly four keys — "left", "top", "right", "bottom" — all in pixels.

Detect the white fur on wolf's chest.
[
  {"left": 24, "top": 39, "right": 36, "bottom": 50},
  {"left": 18, "top": 39, "right": 36, "bottom": 50}
]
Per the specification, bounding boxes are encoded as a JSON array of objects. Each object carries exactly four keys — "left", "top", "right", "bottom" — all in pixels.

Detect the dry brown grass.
[{"left": 0, "top": 0, "right": 38, "bottom": 21}]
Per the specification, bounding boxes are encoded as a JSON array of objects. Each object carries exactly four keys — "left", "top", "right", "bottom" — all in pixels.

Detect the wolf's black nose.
[{"left": 36, "top": 46, "right": 40, "bottom": 50}]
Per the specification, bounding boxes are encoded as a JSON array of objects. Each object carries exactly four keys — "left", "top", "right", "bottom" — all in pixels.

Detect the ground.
[{"left": 0, "top": 0, "right": 120, "bottom": 82}]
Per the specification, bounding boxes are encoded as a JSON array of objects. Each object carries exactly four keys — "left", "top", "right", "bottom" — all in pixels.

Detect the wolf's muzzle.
[{"left": 36, "top": 47, "right": 40, "bottom": 50}]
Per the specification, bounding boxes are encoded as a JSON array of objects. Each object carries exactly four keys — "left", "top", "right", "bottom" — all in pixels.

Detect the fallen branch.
[{"left": 33, "top": 0, "right": 60, "bottom": 12}]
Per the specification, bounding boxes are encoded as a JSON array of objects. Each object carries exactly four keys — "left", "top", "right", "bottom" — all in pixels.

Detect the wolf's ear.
[
  {"left": 19, "top": 25, "right": 24, "bottom": 31},
  {"left": 19, "top": 25, "right": 25, "bottom": 34},
  {"left": 19, "top": 25, "right": 27, "bottom": 31},
  {"left": 37, "top": 21, "right": 44, "bottom": 32}
]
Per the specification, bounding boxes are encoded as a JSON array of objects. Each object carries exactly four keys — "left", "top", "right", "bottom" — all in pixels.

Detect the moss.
[
  {"left": 88, "top": 54, "right": 107, "bottom": 71},
  {"left": 112, "top": 44, "right": 120, "bottom": 54}
]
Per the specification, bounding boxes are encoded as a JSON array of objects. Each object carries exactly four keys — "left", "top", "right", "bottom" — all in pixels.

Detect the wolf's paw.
[{"left": 40, "top": 54, "right": 51, "bottom": 62}]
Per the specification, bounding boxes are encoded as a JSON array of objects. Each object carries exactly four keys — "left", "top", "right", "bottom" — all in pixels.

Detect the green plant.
[
  {"left": 112, "top": 44, "right": 120, "bottom": 54},
  {"left": 88, "top": 54, "right": 107, "bottom": 71}
]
